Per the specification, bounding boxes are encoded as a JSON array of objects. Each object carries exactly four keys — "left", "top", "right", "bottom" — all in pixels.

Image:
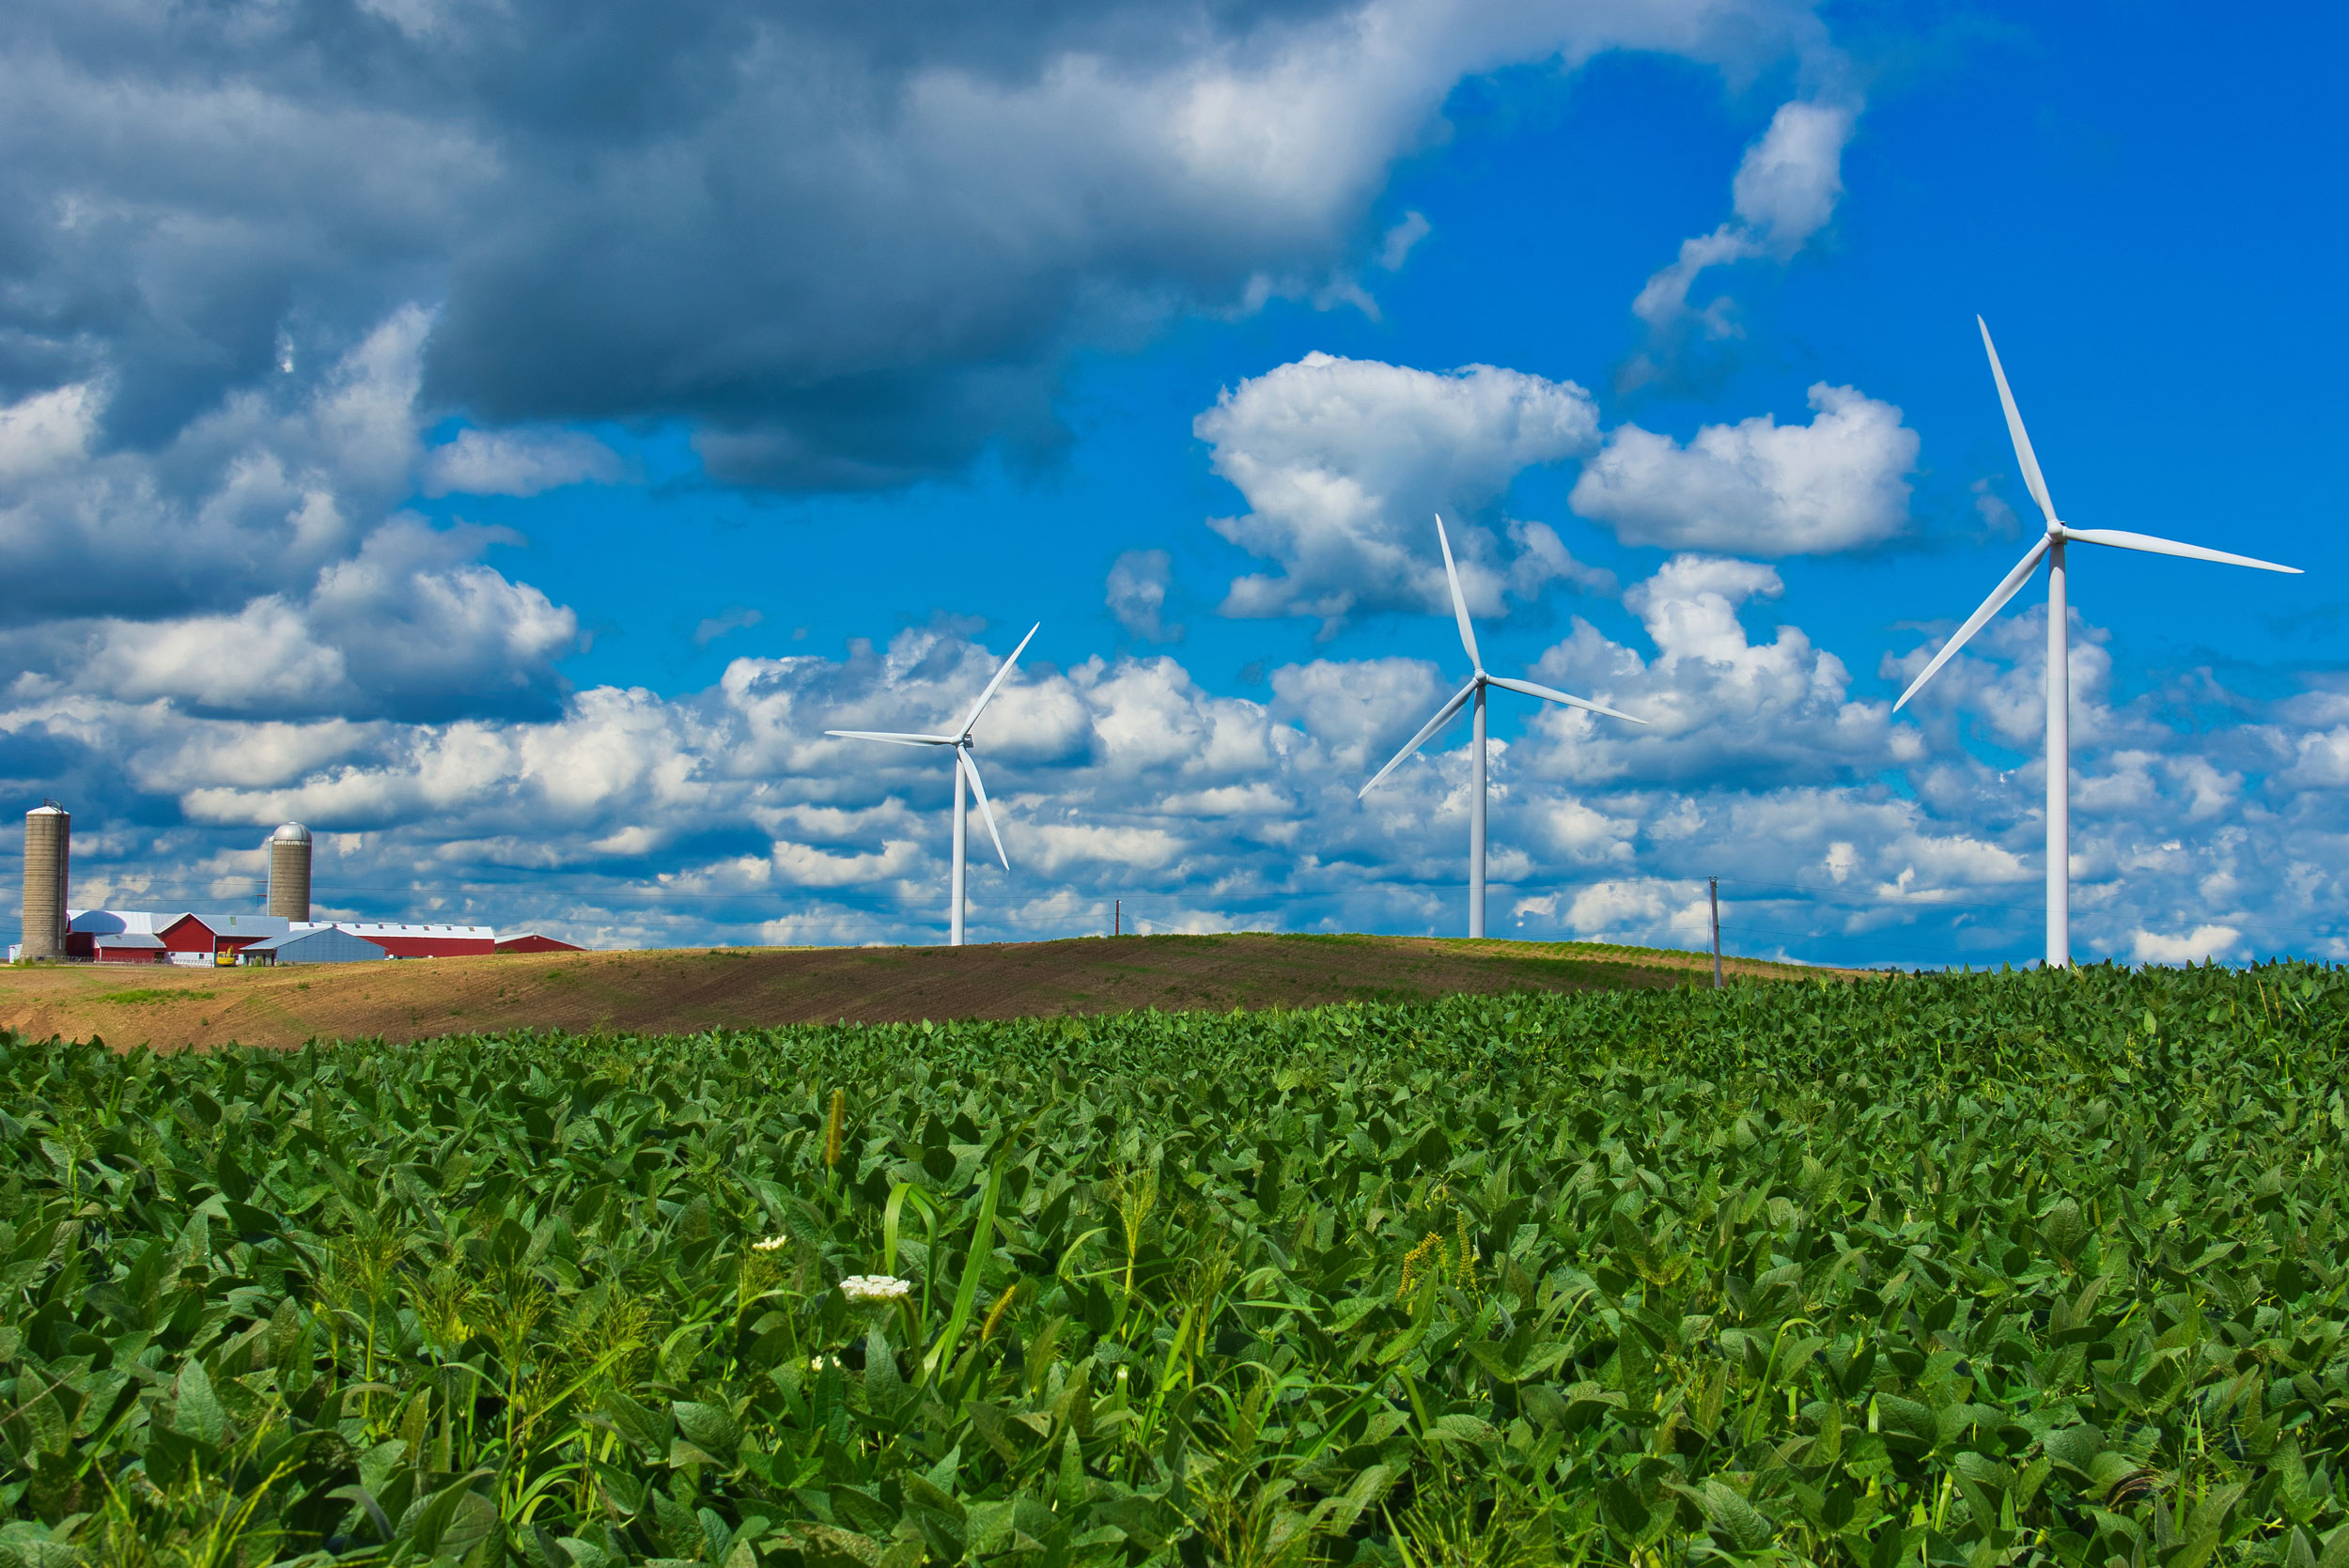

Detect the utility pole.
[
  {"left": 1114, "top": 899, "right": 1120, "bottom": 938},
  {"left": 1709, "top": 877, "right": 1722, "bottom": 989}
]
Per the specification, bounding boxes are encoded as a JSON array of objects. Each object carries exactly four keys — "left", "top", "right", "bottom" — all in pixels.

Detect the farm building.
[
  {"left": 335, "top": 923, "right": 496, "bottom": 957},
  {"left": 67, "top": 908, "right": 179, "bottom": 959},
  {"left": 238, "top": 927, "right": 389, "bottom": 966},
  {"left": 207, "top": 912, "right": 295, "bottom": 963},
  {"left": 91, "top": 932, "right": 165, "bottom": 964},
  {"left": 35, "top": 900, "right": 576, "bottom": 965},
  {"left": 493, "top": 932, "right": 584, "bottom": 954},
  {"left": 70, "top": 909, "right": 306, "bottom": 965}
]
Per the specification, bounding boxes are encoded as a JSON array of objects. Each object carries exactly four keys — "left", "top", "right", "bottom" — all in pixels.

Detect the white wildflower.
[
  {"left": 838, "top": 1274, "right": 913, "bottom": 1305},
  {"left": 752, "top": 1234, "right": 788, "bottom": 1251}
]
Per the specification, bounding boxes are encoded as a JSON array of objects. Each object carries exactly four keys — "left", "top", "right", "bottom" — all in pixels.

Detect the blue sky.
[{"left": 2, "top": 0, "right": 2343, "bottom": 965}]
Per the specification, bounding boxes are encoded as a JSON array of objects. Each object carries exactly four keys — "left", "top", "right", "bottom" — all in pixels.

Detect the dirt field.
[{"left": 0, "top": 933, "right": 1829, "bottom": 1050}]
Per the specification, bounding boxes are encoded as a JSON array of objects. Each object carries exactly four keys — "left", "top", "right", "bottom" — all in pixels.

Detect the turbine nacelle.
[
  {"left": 1359, "top": 516, "right": 1645, "bottom": 800},
  {"left": 1358, "top": 516, "right": 1647, "bottom": 939},
  {"left": 1892, "top": 327, "right": 2302, "bottom": 717},
  {"left": 1890, "top": 318, "right": 2306, "bottom": 968},
  {"left": 827, "top": 623, "right": 1038, "bottom": 941}
]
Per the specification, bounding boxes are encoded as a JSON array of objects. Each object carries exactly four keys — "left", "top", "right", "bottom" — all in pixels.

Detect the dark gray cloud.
[{"left": 1, "top": 0, "right": 1830, "bottom": 488}]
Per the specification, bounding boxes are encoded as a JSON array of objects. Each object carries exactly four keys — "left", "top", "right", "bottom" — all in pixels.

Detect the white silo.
[
  {"left": 269, "top": 822, "right": 312, "bottom": 922},
  {"left": 21, "top": 803, "right": 68, "bottom": 961}
]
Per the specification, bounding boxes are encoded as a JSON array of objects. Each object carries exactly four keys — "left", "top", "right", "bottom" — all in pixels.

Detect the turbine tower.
[
  {"left": 1893, "top": 319, "right": 2301, "bottom": 969},
  {"left": 830, "top": 624, "right": 1037, "bottom": 946},
  {"left": 1361, "top": 517, "right": 1646, "bottom": 939}
]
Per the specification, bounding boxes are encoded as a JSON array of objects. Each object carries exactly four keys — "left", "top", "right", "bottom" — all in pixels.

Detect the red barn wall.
[
  {"left": 366, "top": 935, "right": 496, "bottom": 957},
  {"left": 494, "top": 934, "right": 583, "bottom": 954}
]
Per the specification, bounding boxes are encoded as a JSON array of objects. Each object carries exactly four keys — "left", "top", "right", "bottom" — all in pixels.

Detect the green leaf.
[
  {"left": 1429, "top": 1412, "right": 1501, "bottom": 1445},
  {"left": 1699, "top": 1479, "right": 1775, "bottom": 1554},
  {"left": 171, "top": 1358, "right": 227, "bottom": 1446},
  {"left": 409, "top": 1471, "right": 496, "bottom": 1558},
  {"left": 672, "top": 1400, "right": 739, "bottom": 1464},
  {"left": 600, "top": 1390, "right": 667, "bottom": 1454},
  {"left": 2039, "top": 1198, "right": 2089, "bottom": 1260}
]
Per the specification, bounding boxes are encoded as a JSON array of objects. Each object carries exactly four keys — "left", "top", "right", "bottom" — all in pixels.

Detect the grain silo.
[
  {"left": 268, "top": 822, "right": 312, "bottom": 922},
  {"left": 21, "top": 802, "right": 68, "bottom": 961}
]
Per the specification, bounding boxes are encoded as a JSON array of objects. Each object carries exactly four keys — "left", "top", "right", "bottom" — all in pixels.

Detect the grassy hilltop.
[{"left": 0, "top": 962, "right": 2343, "bottom": 1564}]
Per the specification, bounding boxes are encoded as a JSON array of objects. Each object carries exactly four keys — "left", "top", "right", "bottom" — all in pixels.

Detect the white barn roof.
[
  {"left": 68, "top": 909, "right": 194, "bottom": 937},
  {"left": 334, "top": 922, "right": 495, "bottom": 939}
]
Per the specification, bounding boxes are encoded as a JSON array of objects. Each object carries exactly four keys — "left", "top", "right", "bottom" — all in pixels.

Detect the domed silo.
[
  {"left": 269, "top": 822, "right": 312, "bottom": 922},
  {"left": 21, "top": 803, "right": 68, "bottom": 961}
]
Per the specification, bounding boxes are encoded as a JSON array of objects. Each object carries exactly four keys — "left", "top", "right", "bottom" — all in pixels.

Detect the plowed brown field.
[{"left": 0, "top": 933, "right": 1828, "bottom": 1050}]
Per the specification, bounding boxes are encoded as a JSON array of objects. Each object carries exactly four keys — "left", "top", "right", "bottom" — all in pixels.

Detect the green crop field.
[{"left": 1, "top": 964, "right": 2345, "bottom": 1567}]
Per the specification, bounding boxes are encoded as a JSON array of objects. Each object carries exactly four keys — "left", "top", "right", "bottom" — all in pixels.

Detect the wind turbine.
[
  {"left": 1892, "top": 318, "right": 2301, "bottom": 968},
  {"left": 1361, "top": 517, "right": 1647, "bottom": 939},
  {"left": 829, "top": 624, "right": 1038, "bottom": 946}
]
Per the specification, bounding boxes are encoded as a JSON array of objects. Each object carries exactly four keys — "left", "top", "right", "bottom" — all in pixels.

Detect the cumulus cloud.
[
  {"left": 9, "top": 587, "right": 2347, "bottom": 961},
  {"left": 1198, "top": 351, "right": 1607, "bottom": 632},
  {"left": 421, "top": 427, "right": 626, "bottom": 497},
  {"left": 2129, "top": 924, "right": 2243, "bottom": 965},
  {"left": 0, "top": 0, "right": 1836, "bottom": 489},
  {"left": 1569, "top": 383, "right": 1917, "bottom": 554},
  {"left": 0, "top": 305, "right": 578, "bottom": 723},
  {"left": 0, "top": 311, "right": 430, "bottom": 627},
  {"left": 1625, "top": 97, "right": 1859, "bottom": 386},
  {"left": 1107, "top": 550, "right": 1182, "bottom": 643},
  {"left": 1729, "top": 100, "right": 1856, "bottom": 250}
]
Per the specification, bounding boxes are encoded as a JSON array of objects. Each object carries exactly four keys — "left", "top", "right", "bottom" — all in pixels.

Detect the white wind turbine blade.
[
  {"left": 957, "top": 622, "right": 1041, "bottom": 738},
  {"left": 826, "top": 729, "right": 957, "bottom": 747},
  {"left": 957, "top": 749, "right": 1009, "bottom": 870},
  {"left": 1979, "top": 317, "right": 2057, "bottom": 527},
  {"left": 1892, "top": 535, "right": 2052, "bottom": 712},
  {"left": 1360, "top": 679, "right": 1478, "bottom": 798},
  {"left": 2059, "top": 527, "right": 2303, "bottom": 574},
  {"left": 1434, "top": 515, "right": 1483, "bottom": 671},
  {"left": 1486, "top": 675, "right": 1650, "bottom": 725}
]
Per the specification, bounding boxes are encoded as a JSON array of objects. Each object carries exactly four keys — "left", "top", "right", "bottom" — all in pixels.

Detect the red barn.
[
  {"left": 158, "top": 914, "right": 218, "bottom": 960},
  {"left": 162, "top": 912, "right": 294, "bottom": 964},
  {"left": 494, "top": 932, "right": 583, "bottom": 954},
  {"left": 335, "top": 923, "right": 496, "bottom": 957}
]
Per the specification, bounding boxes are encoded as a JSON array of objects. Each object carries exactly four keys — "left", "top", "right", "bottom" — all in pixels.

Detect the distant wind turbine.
[
  {"left": 1892, "top": 318, "right": 2302, "bottom": 968},
  {"left": 829, "top": 624, "right": 1038, "bottom": 946},
  {"left": 1361, "top": 517, "right": 1647, "bottom": 939}
]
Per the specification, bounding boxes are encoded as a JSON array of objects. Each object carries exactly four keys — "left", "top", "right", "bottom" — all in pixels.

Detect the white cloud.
[
  {"left": 1376, "top": 210, "right": 1431, "bottom": 271},
  {"left": 1626, "top": 97, "right": 1859, "bottom": 384},
  {"left": 1731, "top": 100, "right": 1856, "bottom": 251},
  {"left": 12, "top": 587, "right": 2346, "bottom": 964},
  {"left": 694, "top": 608, "right": 765, "bottom": 647},
  {"left": 1198, "top": 351, "right": 1605, "bottom": 632},
  {"left": 83, "top": 599, "right": 350, "bottom": 711},
  {"left": 1569, "top": 383, "right": 1917, "bottom": 554},
  {"left": 421, "top": 427, "right": 626, "bottom": 497},
  {"left": 1107, "top": 550, "right": 1182, "bottom": 643},
  {"left": 1271, "top": 657, "right": 1452, "bottom": 776},
  {"left": 2129, "top": 924, "right": 2243, "bottom": 965},
  {"left": 1519, "top": 553, "right": 1895, "bottom": 786},
  {"left": 0, "top": 385, "right": 98, "bottom": 486}
]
